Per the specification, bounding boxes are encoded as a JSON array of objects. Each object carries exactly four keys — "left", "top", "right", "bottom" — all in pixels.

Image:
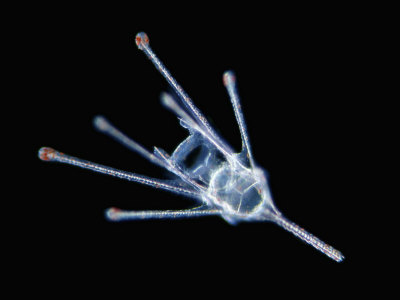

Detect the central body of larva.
[
  {"left": 210, "top": 164, "right": 261, "bottom": 210},
  {"left": 206, "top": 161, "right": 275, "bottom": 224},
  {"left": 210, "top": 165, "right": 263, "bottom": 214}
]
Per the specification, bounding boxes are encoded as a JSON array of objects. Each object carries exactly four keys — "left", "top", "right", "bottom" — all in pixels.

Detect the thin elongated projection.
[{"left": 39, "top": 32, "right": 344, "bottom": 262}]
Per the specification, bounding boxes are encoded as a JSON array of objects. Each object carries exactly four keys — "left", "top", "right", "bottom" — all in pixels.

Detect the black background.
[{"left": 18, "top": 3, "right": 384, "bottom": 297}]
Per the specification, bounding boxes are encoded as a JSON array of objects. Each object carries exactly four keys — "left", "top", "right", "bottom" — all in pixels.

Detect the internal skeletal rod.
[
  {"left": 93, "top": 116, "right": 167, "bottom": 169},
  {"left": 106, "top": 207, "right": 221, "bottom": 221},
  {"left": 135, "top": 32, "right": 234, "bottom": 156},
  {"left": 93, "top": 115, "right": 206, "bottom": 192},
  {"left": 161, "top": 92, "right": 234, "bottom": 162},
  {"left": 270, "top": 214, "right": 345, "bottom": 262},
  {"left": 38, "top": 147, "right": 199, "bottom": 199},
  {"left": 223, "top": 71, "right": 255, "bottom": 167}
]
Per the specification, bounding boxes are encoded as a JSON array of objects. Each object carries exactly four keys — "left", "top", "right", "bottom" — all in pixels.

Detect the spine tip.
[
  {"left": 38, "top": 147, "right": 59, "bottom": 161},
  {"left": 160, "top": 92, "right": 174, "bottom": 107},
  {"left": 105, "top": 207, "right": 122, "bottom": 221},
  {"left": 135, "top": 32, "right": 149, "bottom": 50},
  {"left": 223, "top": 70, "right": 236, "bottom": 87},
  {"left": 93, "top": 115, "right": 110, "bottom": 132}
]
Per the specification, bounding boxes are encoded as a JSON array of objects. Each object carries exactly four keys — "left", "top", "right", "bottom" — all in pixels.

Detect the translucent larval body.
[
  {"left": 38, "top": 32, "right": 344, "bottom": 262},
  {"left": 210, "top": 164, "right": 275, "bottom": 220}
]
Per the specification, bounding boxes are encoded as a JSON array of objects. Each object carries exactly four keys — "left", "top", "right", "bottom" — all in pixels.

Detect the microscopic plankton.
[{"left": 39, "top": 32, "right": 344, "bottom": 262}]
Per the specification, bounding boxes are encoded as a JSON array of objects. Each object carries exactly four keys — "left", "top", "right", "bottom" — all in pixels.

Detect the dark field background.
[{"left": 19, "top": 4, "right": 381, "bottom": 297}]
